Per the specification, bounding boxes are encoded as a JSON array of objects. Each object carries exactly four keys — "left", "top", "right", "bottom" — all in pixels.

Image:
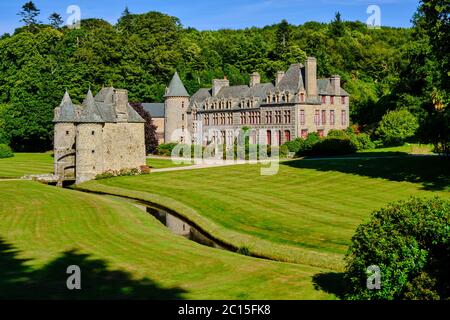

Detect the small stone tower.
[
  {"left": 53, "top": 87, "right": 146, "bottom": 184},
  {"left": 164, "top": 72, "right": 190, "bottom": 143}
]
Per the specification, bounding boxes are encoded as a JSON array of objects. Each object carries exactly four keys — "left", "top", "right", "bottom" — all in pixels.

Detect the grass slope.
[
  {"left": 78, "top": 156, "right": 449, "bottom": 270},
  {"left": 0, "top": 153, "right": 53, "bottom": 178},
  {"left": 0, "top": 180, "right": 333, "bottom": 299}
]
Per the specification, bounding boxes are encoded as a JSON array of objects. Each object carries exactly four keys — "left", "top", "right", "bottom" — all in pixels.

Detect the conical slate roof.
[
  {"left": 164, "top": 72, "right": 189, "bottom": 97},
  {"left": 79, "top": 89, "right": 103, "bottom": 123},
  {"left": 54, "top": 91, "right": 77, "bottom": 122}
]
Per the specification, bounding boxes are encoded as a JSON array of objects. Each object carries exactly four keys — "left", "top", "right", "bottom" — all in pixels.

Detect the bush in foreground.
[
  {"left": 0, "top": 144, "right": 14, "bottom": 159},
  {"left": 345, "top": 197, "right": 450, "bottom": 300}
]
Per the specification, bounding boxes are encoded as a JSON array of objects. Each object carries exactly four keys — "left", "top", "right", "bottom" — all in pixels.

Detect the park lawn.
[
  {"left": 146, "top": 157, "right": 193, "bottom": 169},
  {"left": 78, "top": 155, "right": 450, "bottom": 270},
  {"left": 0, "top": 153, "right": 53, "bottom": 178},
  {"left": 357, "top": 143, "right": 434, "bottom": 156},
  {"left": 0, "top": 180, "right": 333, "bottom": 300}
]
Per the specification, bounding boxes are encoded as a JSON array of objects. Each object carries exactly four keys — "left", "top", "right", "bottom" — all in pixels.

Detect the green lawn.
[
  {"left": 78, "top": 155, "right": 449, "bottom": 270},
  {"left": 357, "top": 143, "right": 434, "bottom": 156},
  {"left": 0, "top": 180, "right": 332, "bottom": 299},
  {"left": 0, "top": 153, "right": 53, "bottom": 178},
  {"left": 146, "top": 157, "right": 192, "bottom": 169}
]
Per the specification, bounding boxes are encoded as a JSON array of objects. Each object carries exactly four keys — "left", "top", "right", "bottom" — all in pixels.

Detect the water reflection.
[{"left": 134, "top": 203, "right": 224, "bottom": 250}]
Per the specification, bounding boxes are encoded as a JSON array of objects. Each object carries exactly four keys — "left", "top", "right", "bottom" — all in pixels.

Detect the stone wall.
[
  {"left": 76, "top": 123, "right": 104, "bottom": 183},
  {"left": 54, "top": 123, "right": 76, "bottom": 179},
  {"left": 152, "top": 117, "right": 165, "bottom": 144},
  {"left": 101, "top": 122, "right": 146, "bottom": 172}
]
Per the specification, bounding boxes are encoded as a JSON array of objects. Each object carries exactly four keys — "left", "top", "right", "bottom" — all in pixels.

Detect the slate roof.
[
  {"left": 276, "top": 63, "right": 305, "bottom": 92},
  {"left": 164, "top": 72, "right": 190, "bottom": 97},
  {"left": 55, "top": 91, "right": 77, "bottom": 122},
  {"left": 143, "top": 103, "right": 165, "bottom": 118},
  {"left": 317, "top": 78, "right": 349, "bottom": 96},
  {"left": 54, "top": 87, "right": 145, "bottom": 123}
]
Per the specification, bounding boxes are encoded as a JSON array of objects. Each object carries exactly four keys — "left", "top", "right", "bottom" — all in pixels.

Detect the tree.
[
  {"left": 274, "top": 20, "right": 291, "bottom": 58},
  {"left": 375, "top": 109, "right": 419, "bottom": 146},
  {"left": 130, "top": 103, "right": 158, "bottom": 154},
  {"left": 18, "top": 1, "right": 40, "bottom": 29},
  {"left": 122, "top": 6, "right": 131, "bottom": 17},
  {"left": 330, "top": 12, "right": 345, "bottom": 37},
  {"left": 345, "top": 197, "right": 450, "bottom": 300},
  {"left": 48, "top": 13, "right": 63, "bottom": 29}
]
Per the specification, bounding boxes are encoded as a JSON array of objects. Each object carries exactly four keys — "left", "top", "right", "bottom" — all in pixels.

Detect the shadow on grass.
[
  {"left": 0, "top": 238, "right": 186, "bottom": 300},
  {"left": 312, "top": 272, "right": 348, "bottom": 299},
  {"left": 303, "top": 151, "right": 408, "bottom": 159},
  {"left": 283, "top": 155, "right": 450, "bottom": 191}
]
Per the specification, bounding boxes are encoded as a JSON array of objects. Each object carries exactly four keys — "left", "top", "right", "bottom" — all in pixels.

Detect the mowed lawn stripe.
[
  {"left": 0, "top": 180, "right": 334, "bottom": 300},
  {"left": 79, "top": 156, "right": 449, "bottom": 270}
]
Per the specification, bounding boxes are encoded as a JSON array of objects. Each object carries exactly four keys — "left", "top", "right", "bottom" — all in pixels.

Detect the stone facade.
[
  {"left": 162, "top": 57, "right": 350, "bottom": 146},
  {"left": 53, "top": 87, "right": 146, "bottom": 184}
]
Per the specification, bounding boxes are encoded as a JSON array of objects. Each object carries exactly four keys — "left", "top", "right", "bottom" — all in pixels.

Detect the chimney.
[
  {"left": 250, "top": 72, "right": 260, "bottom": 87},
  {"left": 276, "top": 71, "right": 285, "bottom": 86},
  {"left": 114, "top": 89, "right": 129, "bottom": 122},
  {"left": 330, "top": 75, "right": 341, "bottom": 95},
  {"left": 305, "top": 57, "right": 317, "bottom": 97},
  {"left": 212, "top": 78, "right": 230, "bottom": 96}
]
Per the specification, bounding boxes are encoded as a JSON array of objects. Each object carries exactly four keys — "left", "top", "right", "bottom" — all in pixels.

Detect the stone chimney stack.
[
  {"left": 212, "top": 78, "right": 230, "bottom": 96},
  {"left": 330, "top": 75, "right": 341, "bottom": 95},
  {"left": 305, "top": 57, "right": 317, "bottom": 97},
  {"left": 276, "top": 71, "right": 285, "bottom": 86},
  {"left": 114, "top": 88, "right": 129, "bottom": 122},
  {"left": 250, "top": 72, "right": 260, "bottom": 87}
]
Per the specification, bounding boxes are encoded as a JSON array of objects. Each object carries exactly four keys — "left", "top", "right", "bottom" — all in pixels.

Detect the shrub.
[
  {"left": 328, "top": 129, "right": 374, "bottom": 151},
  {"left": 355, "top": 133, "right": 375, "bottom": 150},
  {"left": 376, "top": 109, "right": 419, "bottom": 146},
  {"left": 311, "top": 137, "right": 358, "bottom": 156},
  {"left": 345, "top": 197, "right": 450, "bottom": 300},
  {"left": 0, "top": 144, "right": 13, "bottom": 159},
  {"left": 155, "top": 143, "right": 179, "bottom": 157},
  {"left": 295, "top": 133, "right": 321, "bottom": 156},
  {"left": 283, "top": 138, "right": 304, "bottom": 153}
]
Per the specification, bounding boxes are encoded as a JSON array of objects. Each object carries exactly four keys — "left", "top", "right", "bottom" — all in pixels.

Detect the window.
[
  {"left": 91, "top": 131, "right": 95, "bottom": 135},
  {"left": 266, "top": 111, "right": 273, "bottom": 124},
  {"left": 321, "top": 96, "right": 326, "bottom": 104},
  {"left": 321, "top": 110, "right": 326, "bottom": 125},
  {"left": 275, "top": 110, "right": 282, "bottom": 124},
  {"left": 341, "top": 96, "right": 346, "bottom": 104},
  {"left": 284, "top": 110, "right": 291, "bottom": 124},
  {"left": 301, "top": 129, "right": 308, "bottom": 138},
  {"left": 330, "top": 110, "right": 335, "bottom": 126},
  {"left": 318, "top": 129, "right": 325, "bottom": 138},
  {"left": 314, "top": 110, "right": 320, "bottom": 125},
  {"left": 182, "top": 102, "right": 184, "bottom": 109},
  {"left": 66, "top": 131, "right": 69, "bottom": 135},
  {"left": 300, "top": 93, "right": 305, "bottom": 103},
  {"left": 266, "top": 130, "right": 272, "bottom": 145},
  {"left": 182, "top": 114, "right": 185, "bottom": 121},
  {"left": 284, "top": 130, "right": 291, "bottom": 142},
  {"left": 92, "top": 150, "right": 95, "bottom": 154},
  {"left": 341, "top": 110, "right": 347, "bottom": 126},
  {"left": 330, "top": 96, "right": 334, "bottom": 105},
  {"left": 300, "top": 110, "right": 305, "bottom": 126}
]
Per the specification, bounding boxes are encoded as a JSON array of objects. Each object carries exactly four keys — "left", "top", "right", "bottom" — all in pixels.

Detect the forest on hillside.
[{"left": 0, "top": 0, "right": 448, "bottom": 152}]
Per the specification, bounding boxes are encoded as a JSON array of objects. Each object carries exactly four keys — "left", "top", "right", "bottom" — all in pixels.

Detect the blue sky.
[{"left": 0, "top": 0, "right": 419, "bottom": 35}]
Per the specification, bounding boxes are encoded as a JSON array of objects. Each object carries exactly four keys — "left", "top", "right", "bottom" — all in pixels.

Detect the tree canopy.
[{"left": 0, "top": 1, "right": 447, "bottom": 151}]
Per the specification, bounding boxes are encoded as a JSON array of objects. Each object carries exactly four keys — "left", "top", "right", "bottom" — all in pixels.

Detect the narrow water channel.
[{"left": 132, "top": 201, "right": 225, "bottom": 250}]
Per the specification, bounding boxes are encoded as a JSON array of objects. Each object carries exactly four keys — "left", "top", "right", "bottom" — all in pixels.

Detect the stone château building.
[
  {"left": 161, "top": 57, "right": 350, "bottom": 146},
  {"left": 53, "top": 87, "right": 146, "bottom": 184}
]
